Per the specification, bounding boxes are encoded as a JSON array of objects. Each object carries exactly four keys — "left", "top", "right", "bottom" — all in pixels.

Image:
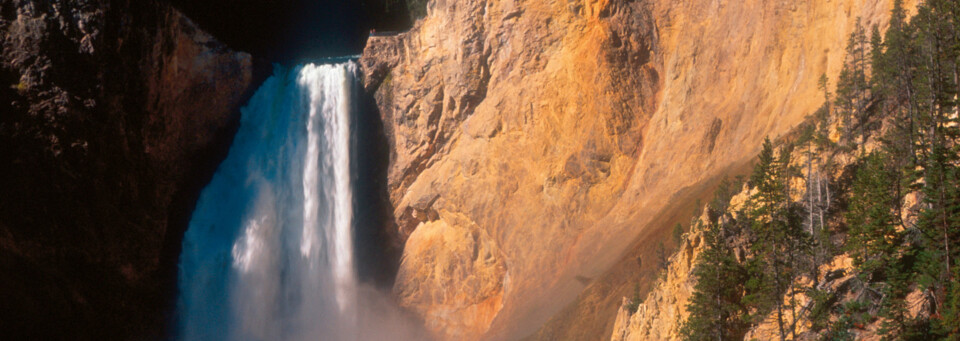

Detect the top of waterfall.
[{"left": 308, "top": 54, "right": 362, "bottom": 65}]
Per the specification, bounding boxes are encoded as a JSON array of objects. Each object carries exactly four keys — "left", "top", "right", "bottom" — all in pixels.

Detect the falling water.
[{"left": 177, "top": 62, "right": 360, "bottom": 341}]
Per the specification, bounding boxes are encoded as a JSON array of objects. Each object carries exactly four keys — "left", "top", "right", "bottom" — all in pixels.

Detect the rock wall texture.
[
  {"left": 360, "top": 0, "right": 915, "bottom": 339},
  {"left": 0, "top": 0, "right": 253, "bottom": 338}
]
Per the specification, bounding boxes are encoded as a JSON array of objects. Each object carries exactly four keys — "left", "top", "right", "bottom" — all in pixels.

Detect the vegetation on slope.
[{"left": 677, "top": 0, "right": 960, "bottom": 339}]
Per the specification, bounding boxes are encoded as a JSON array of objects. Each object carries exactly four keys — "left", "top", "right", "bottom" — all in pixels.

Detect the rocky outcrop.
[
  {"left": 610, "top": 220, "right": 705, "bottom": 341},
  {"left": 0, "top": 0, "right": 253, "bottom": 338},
  {"left": 360, "top": 0, "right": 916, "bottom": 339},
  {"left": 394, "top": 209, "right": 508, "bottom": 340},
  {"left": 609, "top": 187, "right": 752, "bottom": 341}
]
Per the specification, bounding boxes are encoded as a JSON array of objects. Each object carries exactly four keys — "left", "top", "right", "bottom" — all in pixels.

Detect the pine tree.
[
  {"left": 835, "top": 19, "right": 872, "bottom": 153},
  {"left": 818, "top": 73, "right": 833, "bottom": 136},
  {"left": 675, "top": 3, "right": 960, "bottom": 338},
  {"left": 871, "top": 25, "right": 887, "bottom": 96},
  {"left": 877, "top": 259, "right": 914, "bottom": 340},
  {"left": 680, "top": 220, "right": 748, "bottom": 341},
  {"left": 846, "top": 152, "right": 901, "bottom": 279},
  {"left": 881, "top": 0, "right": 922, "bottom": 166},
  {"left": 657, "top": 241, "right": 668, "bottom": 271},
  {"left": 673, "top": 223, "right": 685, "bottom": 246},
  {"left": 742, "top": 138, "right": 809, "bottom": 341},
  {"left": 911, "top": 5, "right": 960, "bottom": 336},
  {"left": 916, "top": 143, "right": 960, "bottom": 323}
]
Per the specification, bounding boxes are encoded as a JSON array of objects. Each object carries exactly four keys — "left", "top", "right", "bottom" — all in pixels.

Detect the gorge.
[{"left": 4, "top": 0, "right": 956, "bottom": 340}]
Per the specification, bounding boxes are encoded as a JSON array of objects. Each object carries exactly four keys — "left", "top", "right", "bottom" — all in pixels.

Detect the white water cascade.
[{"left": 177, "top": 62, "right": 360, "bottom": 341}]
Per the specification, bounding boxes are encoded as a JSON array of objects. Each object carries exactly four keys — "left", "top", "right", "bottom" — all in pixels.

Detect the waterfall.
[{"left": 177, "top": 62, "right": 360, "bottom": 341}]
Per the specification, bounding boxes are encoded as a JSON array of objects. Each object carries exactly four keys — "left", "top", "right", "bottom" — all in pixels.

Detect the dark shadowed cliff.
[{"left": 0, "top": 0, "right": 253, "bottom": 338}]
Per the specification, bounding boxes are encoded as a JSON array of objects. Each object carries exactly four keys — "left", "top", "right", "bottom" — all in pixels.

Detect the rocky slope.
[
  {"left": 607, "top": 185, "right": 754, "bottom": 341},
  {"left": 359, "top": 0, "right": 915, "bottom": 339},
  {"left": 609, "top": 206, "right": 728, "bottom": 341},
  {"left": 608, "top": 152, "right": 930, "bottom": 341},
  {"left": 0, "top": 0, "right": 253, "bottom": 338}
]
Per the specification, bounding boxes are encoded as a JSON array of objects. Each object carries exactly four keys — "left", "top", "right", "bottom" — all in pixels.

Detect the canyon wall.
[
  {"left": 359, "top": 0, "right": 913, "bottom": 339},
  {"left": 0, "top": 0, "right": 254, "bottom": 338}
]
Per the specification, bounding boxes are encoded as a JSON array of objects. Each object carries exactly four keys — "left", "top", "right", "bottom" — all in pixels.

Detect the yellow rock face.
[
  {"left": 359, "top": 0, "right": 915, "bottom": 339},
  {"left": 395, "top": 210, "right": 507, "bottom": 340}
]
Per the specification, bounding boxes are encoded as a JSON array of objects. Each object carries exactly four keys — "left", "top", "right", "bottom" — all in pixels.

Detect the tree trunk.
[{"left": 774, "top": 257, "right": 786, "bottom": 341}]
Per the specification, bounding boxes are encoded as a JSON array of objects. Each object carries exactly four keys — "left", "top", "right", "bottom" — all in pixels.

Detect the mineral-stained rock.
[
  {"left": 395, "top": 209, "right": 507, "bottom": 340},
  {"left": 0, "top": 0, "right": 253, "bottom": 338},
  {"left": 360, "top": 0, "right": 916, "bottom": 339}
]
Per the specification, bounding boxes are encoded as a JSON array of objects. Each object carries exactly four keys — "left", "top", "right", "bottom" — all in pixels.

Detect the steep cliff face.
[
  {"left": 360, "top": 0, "right": 916, "bottom": 339},
  {"left": 361, "top": 0, "right": 656, "bottom": 338},
  {"left": 0, "top": 0, "right": 253, "bottom": 337}
]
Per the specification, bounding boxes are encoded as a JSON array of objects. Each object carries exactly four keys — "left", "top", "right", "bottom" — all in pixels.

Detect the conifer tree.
[
  {"left": 836, "top": 19, "right": 872, "bottom": 153},
  {"left": 673, "top": 223, "right": 685, "bottom": 246},
  {"left": 676, "top": 3, "right": 960, "bottom": 338},
  {"left": 871, "top": 25, "right": 887, "bottom": 95},
  {"left": 657, "top": 241, "right": 668, "bottom": 271},
  {"left": 881, "top": 0, "right": 921, "bottom": 166},
  {"left": 911, "top": 5, "right": 960, "bottom": 335},
  {"left": 742, "top": 138, "right": 808, "bottom": 341},
  {"left": 846, "top": 152, "right": 901, "bottom": 278},
  {"left": 680, "top": 220, "right": 748, "bottom": 341}
]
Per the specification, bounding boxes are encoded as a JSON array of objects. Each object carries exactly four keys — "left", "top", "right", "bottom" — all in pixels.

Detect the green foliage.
[
  {"left": 742, "top": 139, "right": 811, "bottom": 339},
  {"left": 915, "top": 143, "right": 960, "bottom": 332},
  {"left": 673, "top": 223, "right": 684, "bottom": 246},
  {"left": 680, "top": 220, "right": 750, "bottom": 341},
  {"left": 657, "top": 241, "right": 668, "bottom": 271},
  {"left": 939, "top": 277, "right": 960, "bottom": 336},
  {"left": 835, "top": 18, "right": 872, "bottom": 151},
  {"left": 870, "top": 25, "right": 887, "bottom": 94},
  {"left": 846, "top": 152, "right": 901, "bottom": 277},
  {"left": 710, "top": 176, "right": 745, "bottom": 214},
  {"left": 677, "top": 2, "right": 960, "bottom": 337},
  {"left": 877, "top": 259, "right": 914, "bottom": 340},
  {"left": 626, "top": 283, "right": 641, "bottom": 314},
  {"left": 806, "top": 288, "right": 835, "bottom": 332},
  {"left": 821, "top": 301, "right": 871, "bottom": 341}
]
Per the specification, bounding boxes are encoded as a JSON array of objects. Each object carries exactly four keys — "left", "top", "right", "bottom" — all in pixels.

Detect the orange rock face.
[
  {"left": 359, "top": 0, "right": 913, "bottom": 339},
  {"left": 395, "top": 210, "right": 507, "bottom": 340}
]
